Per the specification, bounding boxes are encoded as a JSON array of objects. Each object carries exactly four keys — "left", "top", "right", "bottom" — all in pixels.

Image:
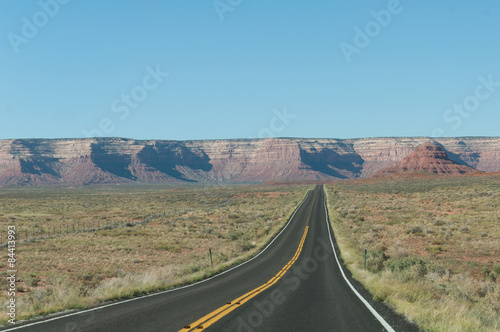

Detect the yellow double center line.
[{"left": 179, "top": 225, "right": 309, "bottom": 331}]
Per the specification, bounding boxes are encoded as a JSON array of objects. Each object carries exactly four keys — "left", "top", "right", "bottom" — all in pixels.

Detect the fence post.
[
  {"left": 209, "top": 249, "right": 213, "bottom": 268},
  {"left": 364, "top": 248, "right": 368, "bottom": 271}
]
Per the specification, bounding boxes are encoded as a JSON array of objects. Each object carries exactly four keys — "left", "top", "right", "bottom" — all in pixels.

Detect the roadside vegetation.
[
  {"left": 0, "top": 184, "right": 310, "bottom": 325},
  {"left": 325, "top": 174, "right": 500, "bottom": 331}
]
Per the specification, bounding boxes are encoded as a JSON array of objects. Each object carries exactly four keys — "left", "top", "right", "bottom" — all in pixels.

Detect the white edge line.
[
  {"left": 3, "top": 189, "right": 312, "bottom": 331},
  {"left": 323, "top": 188, "right": 396, "bottom": 332}
]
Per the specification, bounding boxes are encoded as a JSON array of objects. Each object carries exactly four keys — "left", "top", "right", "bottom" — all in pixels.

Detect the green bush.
[
  {"left": 23, "top": 272, "right": 40, "bottom": 287},
  {"left": 388, "top": 257, "right": 428, "bottom": 281},
  {"left": 367, "top": 249, "right": 389, "bottom": 273},
  {"left": 426, "top": 246, "right": 443, "bottom": 255},
  {"left": 406, "top": 225, "right": 423, "bottom": 234},
  {"left": 186, "top": 265, "right": 200, "bottom": 274},
  {"left": 227, "top": 230, "right": 243, "bottom": 240},
  {"left": 155, "top": 243, "right": 181, "bottom": 253},
  {"left": 239, "top": 240, "right": 255, "bottom": 251},
  {"left": 388, "top": 257, "right": 426, "bottom": 273}
]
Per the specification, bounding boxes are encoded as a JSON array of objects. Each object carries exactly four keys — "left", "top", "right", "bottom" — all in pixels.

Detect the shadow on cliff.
[
  {"left": 91, "top": 144, "right": 137, "bottom": 180},
  {"left": 12, "top": 139, "right": 61, "bottom": 179},
  {"left": 19, "top": 157, "right": 61, "bottom": 178},
  {"left": 433, "top": 141, "right": 480, "bottom": 168},
  {"left": 300, "top": 148, "right": 364, "bottom": 179},
  {"left": 137, "top": 143, "right": 213, "bottom": 182}
]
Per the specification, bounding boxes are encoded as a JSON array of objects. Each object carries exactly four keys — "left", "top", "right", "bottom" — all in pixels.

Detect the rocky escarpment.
[
  {"left": 0, "top": 137, "right": 498, "bottom": 186},
  {"left": 372, "top": 142, "right": 481, "bottom": 177}
]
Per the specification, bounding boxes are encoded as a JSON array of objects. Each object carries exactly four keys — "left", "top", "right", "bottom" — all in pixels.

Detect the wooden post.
[
  {"left": 209, "top": 249, "right": 213, "bottom": 268},
  {"left": 364, "top": 248, "right": 368, "bottom": 271}
]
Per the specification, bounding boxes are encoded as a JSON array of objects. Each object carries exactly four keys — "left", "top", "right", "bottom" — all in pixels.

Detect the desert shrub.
[
  {"left": 388, "top": 257, "right": 428, "bottom": 281},
  {"left": 227, "top": 230, "right": 243, "bottom": 240},
  {"left": 200, "top": 227, "right": 213, "bottom": 235},
  {"left": 188, "top": 265, "right": 200, "bottom": 274},
  {"left": 353, "top": 215, "right": 365, "bottom": 223},
  {"left": 76, "top": 270, "right": 103, "bottom": 290},
  {"left": 388, "top": 257, "right": 426, "bottom": 273},
  {"left": 76, "top": 270, "right": 94, "bottom": 282},
  {"left": 23, "top": 272, "right": 40, "bottom": 287},
  {"left": 155, "top": 243, "right": 181, "bottom": 253},
  {"left": 433, "top": 220, "right": 446, "bottom": 226},
  {"left": 367, "top": 249, "right": 389, "bottom": 273},
  {"left": 239, "top": 240, "right": 255, "bottom": 251},
  {"left": 426, "top": 246, "right": 443, "bottom": 255},
  {"left": 214, "top": 252, "right": 228, "bottom": 263},
  {"left": 406, "top": 225, "right": 423, "bottom": 234}
]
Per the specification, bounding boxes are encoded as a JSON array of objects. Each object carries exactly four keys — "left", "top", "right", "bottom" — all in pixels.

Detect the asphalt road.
[{"left": 3, "top": 186, "right": 420, "bottom": 332}]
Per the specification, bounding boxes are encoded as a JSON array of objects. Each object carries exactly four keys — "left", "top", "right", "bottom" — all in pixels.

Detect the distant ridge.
[
  {"left": 372, "top": 142, "right": 481, "bottom": 177},
  {"left": 0, "top": 137, "right": 498, "bottom": 186}
]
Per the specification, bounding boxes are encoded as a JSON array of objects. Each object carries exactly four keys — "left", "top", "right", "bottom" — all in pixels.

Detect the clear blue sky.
[{"left": 1, "top": 0, "right": 499, "bottom": 140}]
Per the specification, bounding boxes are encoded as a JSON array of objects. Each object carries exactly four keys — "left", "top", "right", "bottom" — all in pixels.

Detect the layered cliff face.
[
  {"left": 0, "top": 137, "right": 498, "bottom": 186},
  {"left": 372, "top": 142, "right": 480, "bottom": 177}
]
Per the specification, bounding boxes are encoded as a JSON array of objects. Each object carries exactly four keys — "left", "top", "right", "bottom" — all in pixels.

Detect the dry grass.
[
  {"left": 0, "top": 184, "right": 310, "bottom": 325},
  {"left": 325, "top": 174, "right": 500, "bottom": 332}
]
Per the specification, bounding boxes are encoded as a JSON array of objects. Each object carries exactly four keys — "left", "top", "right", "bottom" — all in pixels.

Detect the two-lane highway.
[
  {"left": 4, "top": 186, "right": 419, "bottom": 331},
  {"left": 207, "top": 186, "right": 419, "bottom": 331}
]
